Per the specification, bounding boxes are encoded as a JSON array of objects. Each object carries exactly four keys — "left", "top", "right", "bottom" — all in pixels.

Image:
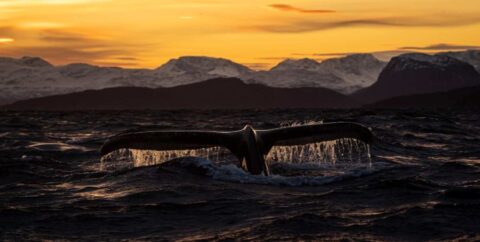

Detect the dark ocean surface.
[{"left": 1, "top": 109, "right": 480, "bottom": 241}]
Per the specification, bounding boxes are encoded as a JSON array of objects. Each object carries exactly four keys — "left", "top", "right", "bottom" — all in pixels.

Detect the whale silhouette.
[{"left": 100, "top": 122, "right": 374, "bottom": 175}]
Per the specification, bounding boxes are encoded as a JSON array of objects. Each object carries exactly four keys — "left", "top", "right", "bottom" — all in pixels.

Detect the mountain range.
[
  {"left": 250, "top": 54, "right": 386, "bottom": 94},
  {"left": 1, "top": 50, "right": 480, "bottom": 109},
  {"left": 0, "top": 54, "right": 386, "bottom": 105}
]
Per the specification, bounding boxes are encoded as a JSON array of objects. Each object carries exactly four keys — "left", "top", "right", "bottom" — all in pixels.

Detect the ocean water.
[{"left": 1, "top": 109, "right": 480, "bottom": 241}]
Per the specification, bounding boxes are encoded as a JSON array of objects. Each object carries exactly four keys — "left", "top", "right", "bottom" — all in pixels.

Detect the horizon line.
[{"left": 1, "top": 48, "right": 478, "bottom": 71}]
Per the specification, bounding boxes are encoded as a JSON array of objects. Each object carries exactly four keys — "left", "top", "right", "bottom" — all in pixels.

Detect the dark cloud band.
[
  {"left": 269, "top": 4, "right": 335, "bottom": 14},
  {"left": 400, "top": 43, "right": 480, "bottom": 51},
  {"left": 253, "top": 15, "right": 480, "bottom": 33}
]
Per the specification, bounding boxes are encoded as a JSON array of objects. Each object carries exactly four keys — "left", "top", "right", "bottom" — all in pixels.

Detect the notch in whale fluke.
[{"left": 100, "top": 122, "right": 374, "bottom": 176}]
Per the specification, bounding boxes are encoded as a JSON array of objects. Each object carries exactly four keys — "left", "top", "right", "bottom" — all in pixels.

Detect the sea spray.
[
  {"left": 100, "top": 138, "right": 371, "bottom": 172},
  {"left": 100, "top": 146, "right": 236, "bottom": 171},
  {"left": 279, "top": 120, "right": 323, "bottom": 127},
  {"left": 265, "top": 138, "right": 371, "bottom": 166}
]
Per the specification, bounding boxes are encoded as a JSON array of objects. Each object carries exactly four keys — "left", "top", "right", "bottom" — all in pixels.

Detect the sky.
[{"left": 0, "top": 0, "right": 479, "bottom": 69}]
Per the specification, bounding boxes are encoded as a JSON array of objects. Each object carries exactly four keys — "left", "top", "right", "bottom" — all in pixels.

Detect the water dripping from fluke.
[
  {"left": 100, "top": 146, "right": 236, "bottom": 171},
  {"left": 100, "top": 122, "right": 374, "bottom": 175}
]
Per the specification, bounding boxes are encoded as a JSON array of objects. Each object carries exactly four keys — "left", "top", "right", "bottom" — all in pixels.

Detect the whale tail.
[{"left": 100, "top": 122, "right": 373, "bottom": 175}]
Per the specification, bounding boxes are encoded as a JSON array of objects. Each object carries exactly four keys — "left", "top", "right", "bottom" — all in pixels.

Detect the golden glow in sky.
[
  {"left": 0, "top": 38, "right": 14, "bottom": 43},
  {"left": 0, "top": 0, "right": 479, "bottom": 69}
]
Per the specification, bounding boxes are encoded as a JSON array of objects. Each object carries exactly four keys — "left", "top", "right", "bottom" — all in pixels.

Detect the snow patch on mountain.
[
  {"left": 154, "top": 56, "right": 253, "bottom": 86},
  {"left": 271, "top": 58, "right": 321, "bottom": 72},
  {"left": 439, "top": 50, "right": 480, "bottom": 72},
  {"left": 252, "top": 54, "right": 386, "bottom": 94},
  {"left": 318, "top": 54, "right": 386, "bottom": 93}
]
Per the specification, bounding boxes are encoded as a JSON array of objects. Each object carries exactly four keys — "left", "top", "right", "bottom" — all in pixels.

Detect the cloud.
[
  {"left": 19, "top": 22, "right": 65, "bottom": 29},
  {"left": 399, "top": 43, "right": 480, "bottom": 51},
  {"left": 293, "top": 50, "right": 408, "bottom": 62},
  {"left": 269, "top": 4, "right": 335, "bottom": 14},
  {"left": 252, "top": 15, "right": 480, "bottom": 33},
  {"left": 0, "top": 28, "right": 143, "bottom": 66},
  {"left": 38, "top": 29, "right": 105, "bottom": 46},
  {"left": 0, "top": 0, "right": 107, "bottom": 7},
  {"left": 313, "top": 52, "right": 359, "bottom": 57},
  {"left": 0, "top": 26, "right": 16, "bottom": 36},
  {"left": 253, "top": 19, "right": 402, "bottom": 33},
  {"left": 115, "top": 56, "right": 139, "bottom": 61}
]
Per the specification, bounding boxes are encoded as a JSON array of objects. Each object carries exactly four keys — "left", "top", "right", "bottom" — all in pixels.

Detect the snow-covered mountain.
[
  {"left": 251, "top": 64, "right": 346, "bottom": 92},
  {"left": 0, "top": 54, "right": 389, "bottom": 104},
  {"left": 58, "top": 63, "right": 157, "bottom": 87},
  {"left": 319, "top": 54, "right": 387, "bottom": 93},
  {"left": 15, "top": 51, "right": 480, "bottom": 106},
  {"left": 154, "top": 56, "right": 254, "bottom": 87},
  {"left": 353, "top": 53, "right": 480, "bottom": 103},
  {"left": 270, "top": 58, "right": 321, "bottom": 72},
  {"left": 0, "top": 56, "right": 258, "bottom": 104},
  {"left": 250, "top": 54, "right": 386, "bottom": 94},
  {"left": 0, "top": 56, "right": 76, "bottom": 103},
  {"left": 58, "top": 56, "right": 254, "bottom": 89},
  {"left": 0, "top": 57, "right": 157, "bottom": 104}
]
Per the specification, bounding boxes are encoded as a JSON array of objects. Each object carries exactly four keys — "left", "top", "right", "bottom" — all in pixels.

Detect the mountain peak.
[
  {"left": 271, "top": 58, "right": 320, "bottom": 71},
  {"left": 320, "top": 53, "right": 384, "bottom": 67},
  {"left": 19, "top": 56, "right": 53, "bottom": 68},
  {"left": 395, "top": 53, "right": 462, "bottom": 67},
  {"left": 158, "top": 56, "right": 250, "bottom": 70},
  {"left": 0, "top": 56, "right": 53, "bottom": 68},
  {"left": 153, "top": 56, "right": 253, "bottom": 87},
  {"left": 156, "top": 56, "right": 252, "bottom": 74},
  {"left": 354, "top": 52, "right": 480, "bottom": 103},
  {"left": 339, "top": 53, "right": 379, "bottom": 61},
  {"left": 348, "top": 54, "right": 383, "bottom": 65}
]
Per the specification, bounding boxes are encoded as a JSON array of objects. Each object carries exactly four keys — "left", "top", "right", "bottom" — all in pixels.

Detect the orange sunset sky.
[{"left": 0, "top": 0, "right": 479, "bottom": 69}]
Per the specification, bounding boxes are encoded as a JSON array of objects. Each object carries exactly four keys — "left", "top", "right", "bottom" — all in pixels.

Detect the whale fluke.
[
  {"left": 100, "top": 122, "right": 373, "bottom": 175},
  {"left": 257, "top": 122, "right": 373, "bottom": 154}
]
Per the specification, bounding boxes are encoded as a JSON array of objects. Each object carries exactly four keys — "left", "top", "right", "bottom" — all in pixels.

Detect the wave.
[
  {"left": 27, "top": 142, "right": 93, "bottom": 152},
  {"left": 159, "top": 157, "right": 381, "bottom": 187}
]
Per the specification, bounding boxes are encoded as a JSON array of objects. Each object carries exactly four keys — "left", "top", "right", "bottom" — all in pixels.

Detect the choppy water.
[{"left": 1, "top": 109, "right": 480, "bottom": 241}]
